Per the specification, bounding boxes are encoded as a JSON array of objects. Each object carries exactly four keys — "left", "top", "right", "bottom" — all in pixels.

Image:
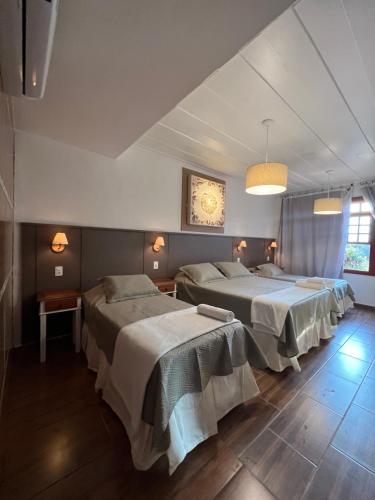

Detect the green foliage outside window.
[{"left": 344, "top": 243, "right": 370, "bottom": 271}]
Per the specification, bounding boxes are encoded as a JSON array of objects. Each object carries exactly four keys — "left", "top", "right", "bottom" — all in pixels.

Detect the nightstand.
[
  {"left": 37, "top": 289, "right": 82, "bottom": 363},
  {"left": 152, "top": 278, "right": 177, "bottom": 298}
]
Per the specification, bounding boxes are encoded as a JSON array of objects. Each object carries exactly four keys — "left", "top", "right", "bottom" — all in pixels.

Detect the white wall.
[
  {"left": 344, "top": 273, "right": 375, "bottom": 308},
  {"left": 15, "top": 131, "right": 281, "bottom": 238}
]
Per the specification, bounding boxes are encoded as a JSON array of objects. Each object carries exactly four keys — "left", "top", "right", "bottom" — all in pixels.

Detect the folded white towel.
[
  {"left": 307, "top": 277, "right": 336, "bottom": 287},
  {"left": 197, "top": 303, "right": 235, "bottom": 322},
  {"left": 295, "top": 280, "right": 326, "bottom": 290}
]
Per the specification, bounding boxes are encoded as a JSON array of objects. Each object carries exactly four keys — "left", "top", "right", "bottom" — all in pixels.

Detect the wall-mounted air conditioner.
[{"left": 0, "top": 0, "right": 59, "bottom": 99}]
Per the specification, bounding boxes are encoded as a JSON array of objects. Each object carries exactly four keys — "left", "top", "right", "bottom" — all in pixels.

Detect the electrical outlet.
[
  {"left": 55, "top": 266, "right": 63, "bottom": 277},
  {"left": 237, "top": 257, "right": 240, "bottom": 263},
  {"left": 266, "top": 255, "right": 270, "bottom": 262},
  {"left": 153, "top": 261, "right": 159, "bottom": 270}
]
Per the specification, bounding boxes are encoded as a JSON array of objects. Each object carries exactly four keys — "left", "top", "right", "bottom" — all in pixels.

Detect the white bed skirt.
[
  {"left": 337, "top": 295, "right": 354, "bottom": 317},
  {"left": 82, "top": 323, "right": 259, "bottom": 474},
  {"left": 250, "top": 312, "right": 335, "bottom": 372}
]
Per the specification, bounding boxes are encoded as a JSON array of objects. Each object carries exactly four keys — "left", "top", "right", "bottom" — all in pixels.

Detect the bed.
[
  {"left": 176, "top": 262, "right": 340, "bottom": 373},
  {"left": 253, "top": 263, "right": 355, "bottom": 316},
  {"left": 82, "top": 275, "right": 262, "bottom": 474}
]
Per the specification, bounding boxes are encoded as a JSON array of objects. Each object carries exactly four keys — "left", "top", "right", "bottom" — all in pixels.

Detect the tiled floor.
[{"left": 1, "top": 307, "right": 375, "bottom": 499}]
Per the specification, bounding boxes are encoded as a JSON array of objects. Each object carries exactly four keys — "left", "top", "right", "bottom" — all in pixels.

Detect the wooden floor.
[{"left": 1, "top": 307, "right": 375, "bottom": 499}]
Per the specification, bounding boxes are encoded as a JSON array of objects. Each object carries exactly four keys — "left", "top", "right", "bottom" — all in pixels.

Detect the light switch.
[
  {"left": 55, "top": 266, "right": 63, "bottom": 277},
  {"left": 153, "top": 261, "right": 159, "bottom": 270},
  {"left": 236, "top": 257, "right": 240, "bottom": 263},
  {"left": 266, "top": 255, "right": 270, "bottom": 262}
]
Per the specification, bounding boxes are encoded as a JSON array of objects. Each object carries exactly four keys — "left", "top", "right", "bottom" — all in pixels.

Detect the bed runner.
[{"left": 251, "top": 286, "right": 328, "bottom": 337}]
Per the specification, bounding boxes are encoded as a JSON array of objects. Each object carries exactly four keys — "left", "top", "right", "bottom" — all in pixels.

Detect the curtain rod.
[{"left": 283, "top": 178, "right": 375, "bottom": 200}]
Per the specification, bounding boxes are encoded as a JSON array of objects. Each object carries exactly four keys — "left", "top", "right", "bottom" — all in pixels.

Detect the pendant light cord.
[
  {"left": 327, "top": 170, "right": 331, "bottom": 199},
  {"left": 265, "top": 124, "right": 269, "bottom": 164}
]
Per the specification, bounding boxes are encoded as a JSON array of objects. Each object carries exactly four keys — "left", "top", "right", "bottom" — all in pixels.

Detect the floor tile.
[
  {"left": 172, "top": 442, "right": 242, "bottom": 500},
  {"left": 354, "top": 377, "right": 375, "bottom": 414},
  {"left": 333, "top": 405, "right": 375, "bottom": 473},
  {"left": 0, "top": 406, "right": 111, "bottom": 500},
  {"left": 252, "top": 368, "right": 267, "bottom": 383},
  {"left": 324, "top": 352, "right": 370, "bottom": 384},
  {"left": 270, "top": 394, "right": 341, "bottom": 464},
  {"left": 214, "top": 466, "right": 275, "bottom": 500},
  {"left": 339, "top": 339, "right": 375, "bottom": 363},
  {"left": 259, "top": 341, "right": 338, "bottom": 410},
  {"left": 351, "top": 330, "right": 375, "bottom": 347},
  {"left": 31, "top": 448, "right": 133, "bottom": 500},
  {"left": 356, "top": 324, "right": 375, "bottom": 334},
  {"left": 367, "top": 361, "right": 375, "bottom": 380},
  {"left": 240, "top": 430, "right": 315, "bottom": 500},
  {"left": 218, "top": 398, "right": 278, "bottom": 455},
  {"left": 304, "top": 446, "right": 375, "bottom": 500},
  {"left": 257, "top": 369, "right": 304, "bottom": 410},
  {"left": 302, "top": 369, "right": 358, "bottom": 415},
  {"left": 331, "top": 330, "right": 353, "bottom": 346}
]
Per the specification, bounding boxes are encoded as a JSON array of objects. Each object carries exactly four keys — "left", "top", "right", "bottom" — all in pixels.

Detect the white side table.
[{"left": 37, "top": 289, "right": 82, "bottom": 363}]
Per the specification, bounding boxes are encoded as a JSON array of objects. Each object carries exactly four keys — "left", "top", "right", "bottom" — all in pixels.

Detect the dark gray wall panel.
[
  {"left": 144, "top": 232, "right": 169, "bottom": 279},
  {"left": 244, "top": 237, "right": 274, "bottom": 267},
  {"left": 81, "top": 229, "right": 144, "bottom": 290},
  {"left": 0, "top": 91, "right": 14, "bottom": 394},
  {"left": 21, "top": 225, "right": 38, "bottom": 344},
  {"left": 36, "top": 225, "right": 81, "bottom": 293},
  {"left": 168, "top": 234, "right": 233, "bottom": 277}
]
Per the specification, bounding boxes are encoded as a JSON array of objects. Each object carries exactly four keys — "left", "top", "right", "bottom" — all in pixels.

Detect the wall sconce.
[
  {"left": 51, "top": 232, "right": 68, "bottom": 253},
  {"left": 153, "top": 236, "right": 165, "bottom": 252},
  {"left": 237, "top": 240, "right": 247, "bottom": 252},
  {"left": 269, "top": 240, "right": 278, "bottom": 250}
]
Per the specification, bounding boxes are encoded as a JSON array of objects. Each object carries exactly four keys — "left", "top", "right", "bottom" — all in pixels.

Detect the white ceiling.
[
  {"left": 12, "top": 0, "right": 293, "bottom": 158},
  {"left": 136, "top": 0, "right": 375, "bottom": 191}
]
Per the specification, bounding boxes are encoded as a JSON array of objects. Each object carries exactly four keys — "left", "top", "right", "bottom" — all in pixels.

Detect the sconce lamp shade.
[
  {"left": 270, "top": 241, "right": 278, "bottom": 249},
  {"left": 313, "top": 197, "right": 342, "bottom": 215},
  {"left": 51, "top": 232, "right": 68, "bottom": 253},
  {"left": 237, "top": 240, "right": 247, "bottom": 251},
  {"left": 246, "top": 163, "right": 288, "bottom": 195},
  {"left": 153, "top": 236, "right": 165, "bottom": 252}
]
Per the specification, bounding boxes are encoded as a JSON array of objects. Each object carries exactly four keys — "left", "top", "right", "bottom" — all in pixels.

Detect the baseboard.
[{"left": 354, "top": 302, "right": 375, "bottom": 311}]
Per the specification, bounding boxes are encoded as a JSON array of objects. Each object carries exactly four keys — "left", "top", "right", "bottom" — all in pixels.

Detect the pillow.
[
  {"left": 179, "top": 263, "right": 226, "bottom": 284},
  {"left": 256, "top": 263, "right": 283, "bottom": 277},
  {"left": 102, "top": 274, "right": 160, "bottom": 303},
  {"left": 214, "top": 261, "right": 251, "bottom": 279}
]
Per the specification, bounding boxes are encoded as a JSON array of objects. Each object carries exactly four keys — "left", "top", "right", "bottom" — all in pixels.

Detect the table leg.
[
  {"left": 290, "top": 356, "right": 301, "bottom": 372},
  {"left": 40, "top": 302, "right": 46, "bottom": 363}
]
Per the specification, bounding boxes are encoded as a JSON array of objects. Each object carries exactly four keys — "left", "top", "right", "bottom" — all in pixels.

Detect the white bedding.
[
  {"left": 111, "top": 307, "right": 239, "bottom": 438},
  {"left": 83, "top": 323, "right": 259, "bottom": 473}
]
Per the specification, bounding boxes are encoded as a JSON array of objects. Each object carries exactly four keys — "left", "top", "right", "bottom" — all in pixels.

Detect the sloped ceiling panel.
[{"left": 13, "top": 0, "right": 294, "bottom": 157}]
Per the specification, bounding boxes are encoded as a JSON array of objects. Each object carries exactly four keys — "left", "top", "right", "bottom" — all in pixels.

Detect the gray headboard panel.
[
  {"left": 20, "top": 222, "right": 275, "bottom": 343},
  {"left": 244, "top": 237, "right": 272, "bottom": 268},
  {"left": 167, "top": 233, "right": 233, "bottom": 277},
  {"left": 81, "top": 229, "right": 144, "bottom": 290}
]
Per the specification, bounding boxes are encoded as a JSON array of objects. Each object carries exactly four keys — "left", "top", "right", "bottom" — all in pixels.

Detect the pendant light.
[
  {"left": 246, "top": 119, "right": 288, "bottom": 195},
  {"left": 313, "top": 170, "right": 342, "bottom": 215}
]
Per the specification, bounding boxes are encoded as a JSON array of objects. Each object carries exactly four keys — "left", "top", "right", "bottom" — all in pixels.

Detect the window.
[{"left": 344, "top": 197, "right": 375, "bottom": 275}]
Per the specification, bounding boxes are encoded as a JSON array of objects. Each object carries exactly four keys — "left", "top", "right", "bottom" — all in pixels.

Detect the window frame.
[{"left": 344, "top": 196, "right": 375, "bottom": 276}]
